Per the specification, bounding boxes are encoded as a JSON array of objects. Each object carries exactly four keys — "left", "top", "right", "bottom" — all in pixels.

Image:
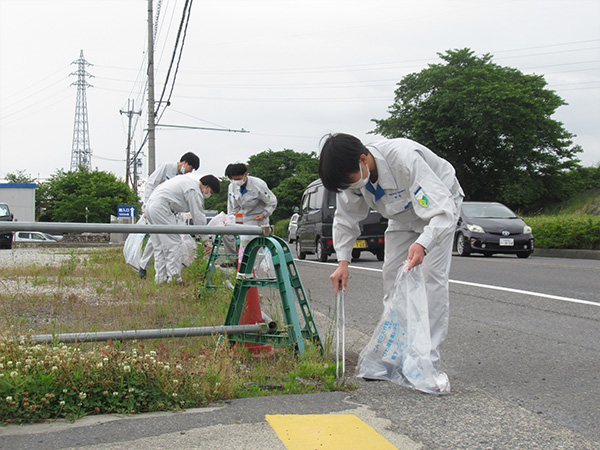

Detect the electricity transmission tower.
[{"left": 70, "top": 50, "right": 93, "bottom": 171}]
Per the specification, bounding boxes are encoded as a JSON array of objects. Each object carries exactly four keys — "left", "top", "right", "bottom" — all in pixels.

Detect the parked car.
[
  {"left": 0, "top": 202, "right": 14, "bottom": 249},
  {"left": 287, "top": 213, "right": 299, "bottom": 243},
  {"left": 296, "top": 179, "right": 388, "bottom": 262},
  {"left": 14, "top": 231, "right": 59, "bottom": 243},
  {"left": 454, "top": 201, "right": 534, "bottom": 258}
]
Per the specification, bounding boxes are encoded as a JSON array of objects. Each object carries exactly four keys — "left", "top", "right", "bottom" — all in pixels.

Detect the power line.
[{"left": 155, "top": 0, "right": 194, "bottom": 123}]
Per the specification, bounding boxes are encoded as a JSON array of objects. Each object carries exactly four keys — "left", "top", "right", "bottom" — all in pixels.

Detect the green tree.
[
  {"left": 372, "top": 48, "right": 582, "bottom": 210},
  {"left": 4, "top": 170, "right": 35, "bottom": 183},
  {"left": 272, "top": 173, "right": 317, "bottom": 222},
  {"left": 247, "top": 149, "right": 319, "bottom": 189},
  {"left": 42, "top": 168, "right": 139, "bottom": 223},
  {"left": 204, "top": 177, "right": 230, "bottom": 214}
]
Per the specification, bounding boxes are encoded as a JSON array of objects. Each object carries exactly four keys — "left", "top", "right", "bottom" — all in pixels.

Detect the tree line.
[{"left": 4, "top": 48, "right": 599, "bottom": 223}]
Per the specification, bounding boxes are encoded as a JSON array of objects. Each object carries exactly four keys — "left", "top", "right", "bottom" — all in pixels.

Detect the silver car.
[
  {"left": 14, "top": 231, "right": 59, "bottom": 243},
  {"left": 287, "top": 213, "right": 299, "bottom": 243}
]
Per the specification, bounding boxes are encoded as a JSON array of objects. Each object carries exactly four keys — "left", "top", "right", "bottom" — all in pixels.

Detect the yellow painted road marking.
[{"left": 266, "top": 414, "right": 398, "bottom": 450}]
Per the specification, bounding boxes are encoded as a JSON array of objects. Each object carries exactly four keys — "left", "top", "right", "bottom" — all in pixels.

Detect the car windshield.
[
  {"left": 0, "top": 205, "right": 9, "bottom": 216},
  {"left": 463, "top": 203, "right": 517, "bottom": 219}
]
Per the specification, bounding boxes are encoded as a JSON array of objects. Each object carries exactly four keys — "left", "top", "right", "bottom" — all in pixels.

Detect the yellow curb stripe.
[{"left": 266, "top": 414, "right": 398, "bottom": 450}]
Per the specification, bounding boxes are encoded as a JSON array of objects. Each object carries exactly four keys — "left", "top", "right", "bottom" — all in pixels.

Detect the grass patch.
[{"left": 0, "top": 246, "right": 348, "bottom": 423}]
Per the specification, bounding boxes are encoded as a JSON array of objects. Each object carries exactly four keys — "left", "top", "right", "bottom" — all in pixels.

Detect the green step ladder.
[
  {"left": 223, "top": 235, "right": 323, "bottom": 355},
  {"left": 203, "top": 234, "right": 239, "bottom": 291}
]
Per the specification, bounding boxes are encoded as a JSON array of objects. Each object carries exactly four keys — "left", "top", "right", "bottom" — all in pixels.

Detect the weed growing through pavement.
[{"left": 0, "top": 246, "right": 347, "bottom": 423}]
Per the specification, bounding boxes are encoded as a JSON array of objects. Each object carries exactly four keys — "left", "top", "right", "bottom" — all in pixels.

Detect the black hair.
[
  {"left": 180, "top": 152, "right": 200, "bottom": 170},
  {"left": 200, "top": 175, "right": 221, "bottom": 194},
  {"left": 224, "top": 163, "right": 247, "bottom": 178},
  {"left": 318, "top": 133, "right": 368, "bottom": 192}
]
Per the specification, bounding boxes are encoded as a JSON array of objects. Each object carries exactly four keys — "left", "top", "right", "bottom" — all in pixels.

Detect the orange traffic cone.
[{"left": 240, "top": 286, "right": 274, "bottom": 356}]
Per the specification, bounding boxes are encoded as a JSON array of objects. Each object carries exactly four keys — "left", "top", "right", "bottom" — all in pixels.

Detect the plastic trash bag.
[
  {"left": 355, "top": 262, "right": 450, "bottom": 395},
  {"left": 123, "top": 232, "right": 145, "bottom": 270},
  {"left": 208, "top": 212, "right": 235, "bottom": 227},
  {"left": 181, "top": 234, "right": 197, "bottom": 267}
]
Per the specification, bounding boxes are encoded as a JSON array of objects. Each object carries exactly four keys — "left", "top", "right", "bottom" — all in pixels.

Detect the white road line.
[
  {"left": 296, "top": 259, "right": 600, "bottom": 308},
  {"left": 450, "top": 279, "right": 600, "bottom": 307}
]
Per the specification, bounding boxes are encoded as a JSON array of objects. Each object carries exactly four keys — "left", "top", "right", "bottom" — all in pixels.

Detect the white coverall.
[
  {"left": 333, "top": 138, "right": 464, "bottom": 367},
  {"left": 226, "top": 175, "right": 278, "bottom": 255},
  {"left": 139, "top": 162, "right": 179, "bottom": 271},
  {"left": 145, "top": 174, "right": 207, "bottom": 283},
  {"left": 227, "top": 175, "right": 277, "bottom": 226}
]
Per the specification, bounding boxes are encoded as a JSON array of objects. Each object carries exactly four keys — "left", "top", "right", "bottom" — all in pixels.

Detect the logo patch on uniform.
[{"left": 415, "top": 187, "right": 429, "bottom": 207}]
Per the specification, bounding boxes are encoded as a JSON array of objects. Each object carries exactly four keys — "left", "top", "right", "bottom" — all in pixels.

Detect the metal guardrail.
[
  {"left": 19, "top": 323, "right": 278, "bottom": 344},
  {"left": 0, "top": 221, "right": 270, "bottom": 236}
]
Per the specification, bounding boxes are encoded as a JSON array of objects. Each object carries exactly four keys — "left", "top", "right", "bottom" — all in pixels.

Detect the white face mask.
[
  {"left": 203, "top": 191, "right": 211, "bottom": 199},
  {"left": 180, "top": 165, "right": 187, "bottom": 175},
  {"left": 230, "top": 176, "right": 246, "bottom": 188},
  {"left": 347, "top": 162, "right": 370, "bottom": 190}
]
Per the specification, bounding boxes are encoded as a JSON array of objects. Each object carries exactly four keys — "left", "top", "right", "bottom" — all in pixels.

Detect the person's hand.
[
  {"left": 330, "top": 261, "right": 349, "bottom": 293},
  {"left": 406, "top": 243, "right": 426, "bottom": 271},
  {"left": 203, "top": 241, "right": 213, "bottom": 255},
  {"left": 255, "top": 213, "right": 265, "bottom": 221}
]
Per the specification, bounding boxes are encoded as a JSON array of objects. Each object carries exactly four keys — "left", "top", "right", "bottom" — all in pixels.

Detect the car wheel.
[
  {"left": 517, "top": 252, "right": 531, "bottom": 259},
  {"left": 316, "top": 240, "right": 328, "bottom": 262},
  {"left": 296, "top": 240, "right": 306, "bottom": 260},
  {"left": 456, "top": 233, "right": 471, "bottom": 256},
  {"left": 376, "top": 248, "right": 384, "bottom": 261}
]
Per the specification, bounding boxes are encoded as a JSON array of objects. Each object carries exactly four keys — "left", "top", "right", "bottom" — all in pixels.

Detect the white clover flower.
[
  {"left": 52, "top": 366, "right": 59, "bottom": 372},
  {"left": 10, "top": 371, "right": 18, "bottom": 378},
  {"left": 0, "top": 374, "right": 4, "bottom": 378},
  {"left": 176, "top": 364, "right": 183, "bottom": 371},
  {"left": 172, "top": 393, "right": 178, "bottom": 397},
  {"left": 123, "top": 365, "right": 131, "bottom": 373},
  {"left": 79, "top": 392, "right": 87, "bottom": 400},
  {"left": 113, "top": 392, "right": 119, "bottom": 397},
  {"left": 150, "top": 351, "right": 157, "bottom": 356},
  {"left": 172, "top": 379, "right": 179, "bottom": 385},
  {"left": 0, "top": 363, "right": 4, "bottom": 369},
  {"left": 103, "top": 357, "right": 109, "bottom": 363},
  {"left": 7, "top": 361, "right": 13, "bottom": 368},
  {"left": 128, "top": 388, "right": 134, "bottom": 393},
  {"left": 5, "top": 396, "right": 13, "bottom": 402},
  {"left": 59, "top": 401, "right": 65, "bottom": 406},
  {"left": 97, "top": 362, "right": 103, "bottom": 368}
]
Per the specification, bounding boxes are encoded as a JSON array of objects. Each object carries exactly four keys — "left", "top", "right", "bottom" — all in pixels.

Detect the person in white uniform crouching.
[
  {"left": 138, "top": 152, "right": 200, "bottom": 279},
  {"left": 319, "top": 133, "right": 464, "bottom": 371},
  {"left": 145, "top": 174, "right": 220, "bottom": 284}
]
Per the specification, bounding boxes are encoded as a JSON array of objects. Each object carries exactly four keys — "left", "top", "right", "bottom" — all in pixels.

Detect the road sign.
[{"left": 117, "top": 206, "right": 136, "bottom": 218}]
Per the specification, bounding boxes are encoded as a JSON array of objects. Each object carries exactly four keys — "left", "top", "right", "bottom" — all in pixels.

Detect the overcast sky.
[{"left": 1, "top": 0, "right": 599, "bottom": 185}]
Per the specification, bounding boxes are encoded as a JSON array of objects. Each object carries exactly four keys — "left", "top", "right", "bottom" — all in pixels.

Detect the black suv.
[
  {"left": 295, "top": 179, "right": 388, "bottom": 262},
  {"left": 0, "top": 202, "right": 14, "bottom": 249}
]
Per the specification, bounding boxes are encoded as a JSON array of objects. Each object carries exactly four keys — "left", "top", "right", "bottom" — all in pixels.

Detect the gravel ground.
[{"left": 0, "top": 246, "right": 95, "bottom": 268}]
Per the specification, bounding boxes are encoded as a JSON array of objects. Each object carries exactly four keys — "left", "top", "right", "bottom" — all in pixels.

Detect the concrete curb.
[{"left": 533, "top": 248, "right": 600, "bottom": 260}]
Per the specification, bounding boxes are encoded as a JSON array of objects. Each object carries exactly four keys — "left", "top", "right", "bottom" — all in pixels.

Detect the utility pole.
[
  {"left": 146, "top": 0, "right": 156, "bottom": 175},
  {"left": 119, "top": 99, "right": 141, "bottom": 190},
  {"left": 70, "top": 50, "right": 93, "bottom": 171}
]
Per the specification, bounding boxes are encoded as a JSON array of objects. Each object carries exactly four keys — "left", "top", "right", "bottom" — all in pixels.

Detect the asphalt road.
[
  {"left": 2, "top": 249, "right": 599, "bottom": 449},
  {"left": 296, "top": 251, "right": 600, "bottom": 447}
]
